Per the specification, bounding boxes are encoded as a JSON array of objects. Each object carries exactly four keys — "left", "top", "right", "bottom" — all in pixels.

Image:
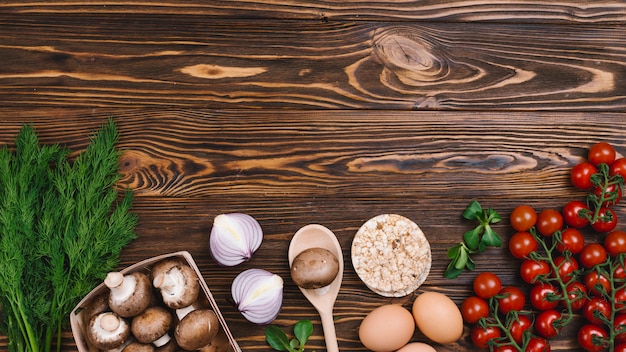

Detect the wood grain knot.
[{"left": 372, "top": 27, "right": 480, "bottom": 87}]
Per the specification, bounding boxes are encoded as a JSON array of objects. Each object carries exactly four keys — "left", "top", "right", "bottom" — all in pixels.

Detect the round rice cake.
[{"left": 351, "top": 214, "right": 431, "bottom": 297}]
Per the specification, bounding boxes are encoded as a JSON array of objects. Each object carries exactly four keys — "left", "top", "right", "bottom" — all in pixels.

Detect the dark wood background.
[{"left": 1, "top": 1, "right": 625, "bottom": 351}]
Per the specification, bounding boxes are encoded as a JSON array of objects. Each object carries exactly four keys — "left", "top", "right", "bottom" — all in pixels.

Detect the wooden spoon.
[{"left": 288, "top": 224, "right": 343, "bottom": 352}]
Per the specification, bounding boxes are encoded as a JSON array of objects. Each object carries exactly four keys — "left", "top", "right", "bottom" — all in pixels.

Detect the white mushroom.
[
  {"left": 152, "top": 259, "right": 200, "bottom": 310},
  {"left": 175, "top": 309, "right": 220, "bottom": 351},
  {"left": 105, "top": 271, "right": 153, "bottom": 318},
  {"left": 86, "top": 312, "right": 131, "bottom": 350},
  {"left": 131, "top": 306, "right": 173, "bottom": 345}
]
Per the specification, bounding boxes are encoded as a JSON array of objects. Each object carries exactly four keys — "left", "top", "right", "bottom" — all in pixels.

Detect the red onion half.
[
  {"left": 209, "top": 213, "right": 263, "bottom": 266},
  {"left": 231, "top": 268, "right": 283, "bottom": 325}
]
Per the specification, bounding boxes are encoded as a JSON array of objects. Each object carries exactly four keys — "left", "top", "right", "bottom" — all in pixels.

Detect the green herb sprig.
[
  {"left": 445, "top": 200, "right": 503, "bottom": 279},
  {"left": 265, "top": 320, "right": 314, "bottom": 352},
  {"left": 0, "top": 119, "right": 137, "bottom": 352}
]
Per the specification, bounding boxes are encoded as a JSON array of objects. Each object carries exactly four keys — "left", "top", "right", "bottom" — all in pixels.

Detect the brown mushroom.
[
  {"left": 86, "top": 312, "right": 131, "bottom": 350},
  {"left": 106, "top": 271, "right": 154, "bottom": 318},
  {"left": 174, "top": 309, "right": 219, "bottom": 351},
  {"left": 122, "top": 341, "right": 156, "bottom": 352},
  {"left": 152, "top": 259, "right": 200, "bottom": 310},
  {"left": 81, "top": 292, "right": 110, "bottom": 327},
  {"left": 131, "top": 306, "right": 173, "bottom": 344},
  {"left": 290, "top": 247, "right": 339, "bottom": 289},
  {"left": 198, "top": 329, "right": 231, "bottom": 352}
]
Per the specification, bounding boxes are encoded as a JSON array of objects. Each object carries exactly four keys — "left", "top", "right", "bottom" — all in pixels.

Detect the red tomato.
[
  {"left": 563, "top": 281, "right": 588, "bottom": 311},
  {"left": 461, "top": 296, "right": 490, "bottom": 324},
  {"left": 494, "top": 346, "right": 517, "bottom": 352},
  {"left": 536, "top": 209, "right": 563, "bottom": 236},
  {"left": 594, "top": 183, "right": 622, "bottom": 207},
  {"left": 510, "top": 205, "right": 537, "bottom": 232},
  {"left": 552, "top": 256, "right": 579, "bottom": 283},
  {"left": 557, "top": 227, "right": 585, "bottom": 254},
  {"left": 525, "top": 336, "right": 551, "bottom": 352},
  {"left": 521, "top": 259, "right": 551, "bottom": 284},
  {"left": 471, "top": 325, "right": 501, "bottom": 349},
  {"left": 509, "top": 231, "right": 538, "bottom": 259},
  {"left": 588, "top": 142, "right": 616, "bottom": 166},
  {"left": 510, "top": 314, "right": 533, "bottom": 344},
  {"left": 578, "top": 324, "right": 608, "bottom": 352},
  {"left": 562, "top": 201, "right": 591, "bottom": 229},
  {"left": 535, "top": 309, "right": 562, "bottom": 338},
  {"left": 615, "top": 262, "right": 626, "bottom": 280},
  {"left": 605, "top": 230, "right": 626, "bottom": 257},
  {"left": 571, "top": 162, "right": 598, "bottom": 190},
  {"left": 584, "top": 271, "right": 611, "bottom": 297},
  {"left": 616, "top": 343, "right": 626, "bottom": 352},
  {"left": 497, "top": 286, "right": 526, "bottom": 314},
  {"left": 583, "top": 297, "right": 611, "bottom": 325},
  {"left": 610, "top": 157, "right": 626, "bottom": 179},
  {"left": 580, "top": 243, "right": 608, "bottom": 269},
  {"left": 473, "top": 272, "right": 502, "bottom": 299},
  {"left": 591, "top": 207, "right": 618, "bottom": 233},
  {"left": 614, "top": 314, "right": 626, "bottom": 342},
  {"left": 615, "top": 287, "right": 626, "bottom": 310},
  {"left": 530, "top": 283, "right": 560, "bottom": 311}
]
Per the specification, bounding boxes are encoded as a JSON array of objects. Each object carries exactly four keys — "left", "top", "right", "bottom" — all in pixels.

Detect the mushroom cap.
[
  {"left": 153, "top": 262, "right": 200, "bottom": 310},
  {"left": 198, "top": 329, "right": 231, "bottom": 352},
  {"left": 108, "top": 271, "right": 154, "bottom": 318},
  {"left": 86, "top": 312, "right": 131, "bottom": 350},
  {"left": 175, "top": 309, "right": 220, "bottom": 351},
  {"left": 123, "top": 341, "right": 156, "bottom": 352},
  {"left": 131, "top": 306, "right": 173, "bottom": 344},
  {"left": 81, "top": 292, "right": 110, "bottom": 327},
  {"left": 290, "top": 247, "right": 339, "bottom": 289}
]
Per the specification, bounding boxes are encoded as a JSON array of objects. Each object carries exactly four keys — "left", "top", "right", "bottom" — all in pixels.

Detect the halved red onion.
[
  {"left": 209, "top": 213, "right": 263, "bottom": 266},
  {"left": 231, "top": 268, "right": 283, "bottom": 325}
]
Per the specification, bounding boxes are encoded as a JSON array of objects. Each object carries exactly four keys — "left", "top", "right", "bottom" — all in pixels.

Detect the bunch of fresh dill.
[{"left": 0, "top": 119, "right": 138, "bottom": 352}]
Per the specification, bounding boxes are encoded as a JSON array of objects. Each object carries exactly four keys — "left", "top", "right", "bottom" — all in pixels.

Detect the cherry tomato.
[
  {"left": 610, "top": 157, "right": 626, "bottom": 179},
  {"left": 562, "top": 200, "right": 590, "bottom": 229},
  {"left": 510, "top": 314, "right": 533, "bottom": 344},
  {"left": 473, "top": 272, "right": 502, "bottom": 299},
  {"left": 615, "top": 262, "right": 626, "bottom": 280},
  {"left": 471, "top": 325, "right": 501, "bottom": 349},
  {"left": 552, "top": 256, "right": 579, "bottom": 283},
  {"left": 525, "top": 336, "right": 551, "bottom": 352},
  {"left": 530, "top": 283, "right": 560, "bottom": 311},
  {"left": 563, "top": 281, "right": 588, "bottom": 311},
  {"left": 588, "top": 142, "right": 616, "bottom": 166},
  {"left": 583, "top": 297, "right": 611, "bottom": 325},
  {"left": 494, "top": 346, "right": 517, "bottom": 352},
  {"left": 571, "top": 162, "right": 598, "bottom": 190},
  {"left": 535, "top": 309, "right": 561, "bottom": 338},
  {"left": 616, "top": 343, "right": 626, "bottom": 352},
  {"left": 556, "top": 227, "right": 585, "bottom": 254},
  {"left": 497, "top": 286, "right": 525, "bottom": 314},
  {"left": 594, "top": 183, "right": 622, "bottom": 207},
  {"left": 578, "top": 324, "right": 608, "bottom": 352},
  {"left": 584, "top": 271, "right": 611, "bottom": 296},
  {"left": 509, "top": 231, "right": 538, "bottom": 259},
  {"left": 521, "top": 259, "right": 551, "bottom": 284},
  {"left": 510, "top": 205, "right": 537, "bottom": 232},
  {"left": 591, "top": 207, "right": 618, "bottom": 233},
  {"left": 605, "top": 230, "right": 626, "bottom": 257},
  {"left": 580, "top": 243, "right": 608, "bottom": 268},
  {"left": 614, "top": 314, "right": 626, "bottom": 342},
  {"left": 615, "top": 287, "right": 626, "bottom": 310},
  {"left": 461, "top": 296, "right": 490, "bottom": 324},
  {"left": 536, "top": 209, "right": 563, "bottom": 236}
]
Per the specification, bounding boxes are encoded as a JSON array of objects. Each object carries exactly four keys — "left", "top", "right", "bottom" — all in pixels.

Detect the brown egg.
[
  {"left": 412, "top": 292, "right": 463, "bottom": 344},
  {"left": 359, "top": 304, "right": 415, "bottom": 352},
  {"left": 396, "top": 342, "right": 437, "bottom": 352}
]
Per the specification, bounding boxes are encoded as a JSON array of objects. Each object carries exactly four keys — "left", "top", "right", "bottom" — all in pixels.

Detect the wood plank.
[
  {"left": 3, "top": 1, "right": 625, "bottom": 24},
  {"left": 0, "top": 109, "right": 621, "bottom": 351},
  {"left": 1, "top": 15, "right": 624, "bottom": 111}
]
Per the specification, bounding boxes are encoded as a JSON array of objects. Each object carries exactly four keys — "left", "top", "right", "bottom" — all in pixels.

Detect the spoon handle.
[{"left": 319, "top": 310, "right": 339, "bottom": 352}]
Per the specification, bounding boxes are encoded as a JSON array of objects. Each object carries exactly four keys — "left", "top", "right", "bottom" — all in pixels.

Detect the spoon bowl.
[{"left": 288, "top": 224, "right": 343, "bottom": 352}]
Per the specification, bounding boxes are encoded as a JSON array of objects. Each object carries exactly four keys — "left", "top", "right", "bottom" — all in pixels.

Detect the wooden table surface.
[{"left": 1, "top": 2, "right": 625, "bottom": 351}]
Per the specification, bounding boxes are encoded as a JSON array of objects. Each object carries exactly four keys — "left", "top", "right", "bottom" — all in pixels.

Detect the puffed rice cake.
[{"left": 351, "top": 214, "right": 431, "bottom": 297}]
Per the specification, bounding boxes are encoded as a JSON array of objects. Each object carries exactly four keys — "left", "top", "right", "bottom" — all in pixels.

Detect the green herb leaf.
[
  {"left": 463, "top": 200, "right": 483, "bottom": 220},
  {"left": 463, "top": 227, "right": 482, "bottom": 251},
  {"left": 454, "top": 247, "right": 469, "bottom": 270},
  {"left": 481, "top": 225, "right": 503, "bottom": 247},
  {"left": 266, "top": 326, "right": 293, "bottom": 351},
  {"left": 444, "top": 261, "right": 464, "bottom": 279},
  {"left": 294, "top": 320, "right": 313, "bottom": 351}
]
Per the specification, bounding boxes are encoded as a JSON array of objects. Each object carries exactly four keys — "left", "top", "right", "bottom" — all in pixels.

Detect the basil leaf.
[
  {"left": 266, "top": 326, "right": 293, "bottom": 351},
  {"left": 294, "top": 320, "right": 313, "bottom": 350},
  {"left": 463, "top": 200, "right": 483, "bottom": 220}
]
